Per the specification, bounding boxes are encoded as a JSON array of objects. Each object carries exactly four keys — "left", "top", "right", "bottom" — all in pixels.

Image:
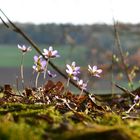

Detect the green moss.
[
  {"left": 0, "top": 103, "right": 139, "bottom": 140},
  {"left": 0, "top": 118, "right": 41, "bottom": 140},
  {"left": 95, "top": 113, "right": 122, "bottom": 126},
  {"left": 127, "top": 120, "right": 140, "bottom": 138}
]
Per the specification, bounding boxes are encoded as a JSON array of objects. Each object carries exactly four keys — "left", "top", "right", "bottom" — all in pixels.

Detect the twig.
[
  {"left": 113, "top": 19, "right": 133, "bottom": 89},
  {"left": 0, "top": 16, "right": 9, "bottom": 28},
  {"left": 115, "top": 83, "right": 135, "bottom": 97},
  {"left": 122, "top": 115, "right": 140, "bottom": 120},
  {"left": 111, "top": 34, "right": 116, "bottom": 96},
  {"left": 126, "top": 102, "right": 137, "bottom": 114},
  {"left": 115, "top": 83, "right": 134, "bottom": 103},
  {"left": 0, "top": 9, "right": 101, "bottom": 102}
]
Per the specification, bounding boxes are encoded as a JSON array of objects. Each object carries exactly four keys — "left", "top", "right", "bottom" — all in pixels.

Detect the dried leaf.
[
  {"left": 43, "top": 80, "right": 55, "bottom": 93},
  {"left": 4, "top": 84, "right": 12, "bottom": 92},
  {"left": 53, "top": 81, "right": 64, "bottom": 94},
  {"left": 25, "top": 88, "right": 33, "bottom": 97}
]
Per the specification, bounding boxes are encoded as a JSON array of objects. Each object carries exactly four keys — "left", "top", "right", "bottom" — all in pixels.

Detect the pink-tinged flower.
[
  {"left": 66, "top": 61, "right": 80, "bottom": 80},
  {"left": 77, "top": 79, "right": 87, "bottom": 90},
  {"left": 18, "top": 44, "right": 31, "bottom": 53},
  {"left": 33, "top": 55, "right": 46, "bottom": 72},
  {"left": 47, "top": 70, "right": 57, "bottom": 78},
  {"left": 71, "top": 61, "right": 80, "bottom": 74},
  {"left": 66, "top": 65, "right": 78, "bottom": 80},
  {"left": 66, "top": 62, "right": 80, "bottom": 74},
  {"left": 88, "top": 65, "right": 102, "bottom": 77},
  {"left": 43, "top": 46, "right": 60, "bottom": 59}
]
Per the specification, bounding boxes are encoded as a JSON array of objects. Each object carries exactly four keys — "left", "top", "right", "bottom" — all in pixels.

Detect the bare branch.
[
  {"left": 113, "top": 19, "right": 133, "bottom": 89},
  {"left": 0, "top": 16, "right": 9, "bottom": 28},
  {"left": 115, "top": 83, "right": 135, "bottom": 97}
]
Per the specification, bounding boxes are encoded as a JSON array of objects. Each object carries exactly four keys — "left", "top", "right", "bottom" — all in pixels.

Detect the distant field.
[
  {"left": 0, "top": 44, "right": 88, "bottom": 68},
  {"left": 0, "top": 44, "right": 139, "bottom": 93}
]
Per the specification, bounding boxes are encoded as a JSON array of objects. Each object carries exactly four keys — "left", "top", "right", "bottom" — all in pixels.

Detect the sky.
[{"left": 0, "top": 0, "right": 140, "bottom": 24}]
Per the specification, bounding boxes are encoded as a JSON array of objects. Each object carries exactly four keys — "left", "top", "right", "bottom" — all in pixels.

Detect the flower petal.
[
  {"left": 52, "top": 50, "right": 58, "bottom": 56},
  {"left": 73, "top": 76, "right": 79, "bottom": 81},
  {"left": 72, "top": 61, "right": 76, "bottom": 67},
  {"left": 95, "top": 74, "right": 100, "bottom": 77},
  {"left": 88, "top": 65, "right": 92, "bottom": 70},
  {"left": 41, "top": 61, "right": 47, "bottom": 68},
  {"left": 49, "top": 46, "right": 53, "bottom": 51},
  {"left": 34, "top": 55, "right": 38, "bottom": 62},
  {"left": 78, "top": 80, "right": 83, "bottom": 85},
  {"left": 27, "top": 47, "right": 32, "bottom": 52},
  {"left": 18, "top": 44, "right": 22, "bottom": 49},
  {"left": 75, "top": 66, "right": 80, "bottom": 72},
  {"left": 97, "top": 69, "right": 102, "bottom": 73},
  {"left": 66, "top": 69, "right": 70, "bottom": 74},
  {"left": 43, "top": 49, "right": 48, "bottom": 54},
  {"left": 22, "top": 45, "right": 26, "bottom": 50},
  {"left": 66, "top": 64, "right": 72, "bottom": 70},
  {"left": 92, "top": 65, "right": 97, "bottom": 70}
]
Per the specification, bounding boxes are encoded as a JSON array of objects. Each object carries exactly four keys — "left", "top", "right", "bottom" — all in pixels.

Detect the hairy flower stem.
[
  {"left": 78, "top": 89, "right": 84, "bottom": 99},
  {"left": 44, "top": 59, "right": 49, "bottom": 79},
  {"left": 16, "top": 76, "right": 22, "bottom": 95},
  {"left": 35, "top": 72, "right": 40, "bottom": 88},
  {"left": 64, "top": 77, "right": 70, "bottom": 95},
  {"left": 21, "top": 54, "right": 25, "bottom": 89},
  {"left": 67, "top": 77, "right": 70, "bottom": 88}
]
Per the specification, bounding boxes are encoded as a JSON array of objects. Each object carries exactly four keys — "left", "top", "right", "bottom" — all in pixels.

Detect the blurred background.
[{"left": 0, "top": 0, "right": 140, "bottom": 93}]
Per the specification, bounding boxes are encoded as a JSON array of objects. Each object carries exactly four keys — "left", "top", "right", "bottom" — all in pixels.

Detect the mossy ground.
[
  {"left": 0, "top": 81, "right": 140, "bottom": 140},
  {"left": 0, "top": 103, "right": 139, "bottom": 140}
]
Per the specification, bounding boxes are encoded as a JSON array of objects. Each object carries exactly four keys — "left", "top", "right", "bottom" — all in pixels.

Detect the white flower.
[
  {"left": 66, "top": 61, "right": 80, "bottom": 80},
  {"left": 18, "top": 44, "right": 31, "bottom": 53},
  {"left": 88, "top": 65, "right": 102, "bottom": 77},
  {"left": 71, "top": 62, "right": 80, "bottom": 74},
  {"left": 66, "top": 65, "right": 78, "bottom": 80},
  {"left": 77, "top": 79, "right": 87, "bottom": 90},
  {"left": 43, "top": 46, "right": 60, "bottom": 59}
]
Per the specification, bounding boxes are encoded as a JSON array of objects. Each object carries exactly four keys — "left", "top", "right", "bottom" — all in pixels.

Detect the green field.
[
  {"left": 1, "top": 44, "right": 139, "bottom": 93},
  {"left": 0, "top": 44, "right": 88, "bottom": 68}
]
